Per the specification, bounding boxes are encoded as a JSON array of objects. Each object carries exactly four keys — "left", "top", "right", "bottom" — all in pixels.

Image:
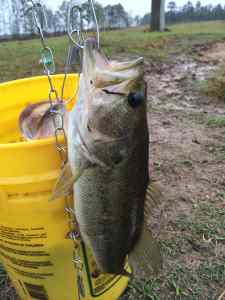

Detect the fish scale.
[
  {"left": 75, "top": 166, "right": 138, "bottom": 274},
  {"left": 73, "top": 122, "right": 149, "bottom": 274}
]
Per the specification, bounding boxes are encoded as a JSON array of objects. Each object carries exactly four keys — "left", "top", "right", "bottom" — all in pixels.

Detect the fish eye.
[
  {"left": 128, "top": 92, "right": 144, "bottom": 108},
  {"left": 112, "top": 153, "right": 123, "bottom": 165},
  {"left": 87, "top": 124, "right": 92, "bottom": 132}
]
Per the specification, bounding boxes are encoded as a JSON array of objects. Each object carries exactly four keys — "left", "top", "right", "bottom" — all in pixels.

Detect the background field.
[
  {"left": 0, "top": 21, "right": 225, "bottom": 300},
  {"left": 1, "top": 21, "right": 225, "bottom": 83}
]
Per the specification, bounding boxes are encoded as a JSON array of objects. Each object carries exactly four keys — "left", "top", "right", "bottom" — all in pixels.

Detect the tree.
[
  {"left": 104, "top": 4, "right": 129, "bottom": 28},
  {"left": 168, "top": 1, "right": 176, "bottom": 12},
  {"left": 49, "top": 11, "right": 60, "bottom": 33},
  {"left": 94, "top": 2, "right": 105, "bottom": 29},
  {"left": 11, "top": 0, "right": 21, "bottom": 35},
  {"left": 182, "top": 1, "right": 194, "bottom": 19},
  {"left": 167, "top": 1, "right": 177, "bottom": 23},
  {"left": 134, "top": 15, "right": 141, "bottom": 26},
  {"left": 57, "top": 0, "right": 69, "bottom": 32},
  {"left": 44, "top": 6, "right": 55, "bottom": 33},
  {"left": 151, "top": 0, "right": 165, "bottom": 31},
  {"left": 115, "top": 4, "right": 129, "bottom": 28},
  {"left": 196, "top": 1, "right": 201, "bottom": 11},
  {"left": 140, "top": 13, "right": 150, "bottom": 26},
  {"left": 20, "top": 0, "right": 36, "bottom": 34},
  {"left": 212, "top": 4, "right": 224, "bottom": 20},
  {"left": 104, "top": 5, "right": 114, "bottom": 28}
]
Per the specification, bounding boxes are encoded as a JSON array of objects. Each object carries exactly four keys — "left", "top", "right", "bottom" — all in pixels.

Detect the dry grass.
[{"left": 199, "top": 71, "right": 225, "bottom": 102}]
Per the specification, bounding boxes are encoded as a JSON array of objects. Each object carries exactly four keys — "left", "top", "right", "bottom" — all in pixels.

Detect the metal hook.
[
  {"left": 90, "top": 0, "right": 100, "bottom": 48},
  {"left": 67, "top": 0, "right": 100, "bottom": 49},
  {"left": 67, "top": 4, "right": 85, "bottom": 49},
  {"left": 31, "top": 1, "right": 48, "bottom": 32}
]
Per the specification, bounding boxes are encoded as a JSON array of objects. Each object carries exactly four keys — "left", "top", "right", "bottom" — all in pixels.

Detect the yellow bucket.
[{"left": 0, "top": 75, "right": 129, "bottom": 300}]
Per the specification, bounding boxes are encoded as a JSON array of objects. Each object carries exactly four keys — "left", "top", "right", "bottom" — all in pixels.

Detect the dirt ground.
[
  {"left": 1, "top": 42, "right": 225, "bottom": 300},
  {"left": 121, "top": 43, "right": 225, "bottom": 299}
]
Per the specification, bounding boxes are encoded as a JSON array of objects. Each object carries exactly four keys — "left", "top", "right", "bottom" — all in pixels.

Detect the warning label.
[
  {"left": 9, "top": 266, "right": 53, "bottom": 280},
  {"left": 24, "top": 281, "right": 49, "bottom": 300},
  {"left": 0, "top": 251, "right": 53, "bottom": 268},
  {"left": 0, "top": 226, "right": 47, "bottom": 242},
  {"left": 0, "top": 226, "right": 54, "bottom": 280},
  {"left": 0, "top": 242, "right": 49, "bottom": 256}
]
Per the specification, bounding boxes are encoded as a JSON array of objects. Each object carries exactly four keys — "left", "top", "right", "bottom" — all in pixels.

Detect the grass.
[
  {"left": 125, "top": 279, "right": 160, "bottom": 300},
  {"left": 1, "top": 21, "right": 225, "bottom": 82},
  {"left": 121, "top": 201, "right": 225, "bottom": 300},
  {"left": 0, "top": 264, "right": 6, "bottom": 285},
  {"left": 198, "top": 70, "right": 225, "bottom": 102},
  {"left": 0, "top": 264, "right": 17, "bottom": 299},
  {"left": 206, "top": 116, "right": 225, "bottom": 127}
]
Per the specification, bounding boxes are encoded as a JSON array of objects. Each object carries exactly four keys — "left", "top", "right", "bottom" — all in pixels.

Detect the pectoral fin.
[{"left": 50, "top": 162, "right": 83, "bottom": 201}]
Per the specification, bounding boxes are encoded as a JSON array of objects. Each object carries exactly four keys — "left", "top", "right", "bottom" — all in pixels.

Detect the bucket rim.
[
  {"left": 0, "top": 73, "right": 77, "bottom": 88},
  {"left": 0, "top": 74, "right": 77, "bottom": 149}
]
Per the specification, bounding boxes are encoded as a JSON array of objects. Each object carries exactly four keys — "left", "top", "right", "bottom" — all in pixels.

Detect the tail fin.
[
  {"left": 128, "top": 225, "right": 162, "bottom": 278},
  {"left": 128, "top": 181, "right": 164, "bottom": 278}
]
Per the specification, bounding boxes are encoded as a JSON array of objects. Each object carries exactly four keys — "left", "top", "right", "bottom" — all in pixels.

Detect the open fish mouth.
[{"left": 83, "top": 38, "right": 144, "bottom": 93}]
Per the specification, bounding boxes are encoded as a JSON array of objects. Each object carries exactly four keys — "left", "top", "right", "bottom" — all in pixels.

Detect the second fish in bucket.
[{"left": 20, "top": 38, "right": 163, "bottom": 279}]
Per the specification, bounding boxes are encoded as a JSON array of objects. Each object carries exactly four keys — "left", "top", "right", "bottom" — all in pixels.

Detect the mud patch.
[
  {"left": 148, "top": 52, "right": 225, "bottom": 299},
  {"left": 145, "top": 55, "right": 218, "bottom": 111},
  {"left": 200, "top": 41, "right": 225, "bottom": 64}
]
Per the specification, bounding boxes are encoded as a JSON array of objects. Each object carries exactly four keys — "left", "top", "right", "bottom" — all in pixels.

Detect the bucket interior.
[{"left": 0, "top": 75, "right": 78, "bottom": 144}]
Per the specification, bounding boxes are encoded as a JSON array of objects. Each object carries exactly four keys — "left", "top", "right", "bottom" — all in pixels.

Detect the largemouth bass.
[{"left": 53, "top": 38, "right": 163, "bottom": 278}]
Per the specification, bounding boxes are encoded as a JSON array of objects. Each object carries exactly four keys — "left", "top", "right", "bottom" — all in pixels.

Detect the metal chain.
[
  {"left": 25, "top": 0, "right": 67, "bottom": 166},
  {"left": 23, "top": 3, "right": 100, "bottom": 297},
  {"left": 65, "top": 202, "right": 86, "bottom": 298}
]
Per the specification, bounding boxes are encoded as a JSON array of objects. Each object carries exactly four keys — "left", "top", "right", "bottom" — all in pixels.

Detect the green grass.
[
  {"left": 206, "top": 116, "right": 225, "bottom": 127},
  {"left": 1, "top": 21, "right": 225, "bottom": 82},
  {"left": 121, "top": 200, "right": 225, "bottom": 300},
  {"left": 198, "top": 71, "right": 225, "bottom": 102},
  {"left": 170, "top": 20, "right": 225, "bottom": 36}
]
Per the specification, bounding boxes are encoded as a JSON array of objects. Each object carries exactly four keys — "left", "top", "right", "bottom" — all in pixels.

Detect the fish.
[
  {"left": 19, "top": 101, "right": 67, "bottom": 140},
  {"left": 52, "top": 38, "right": 163, "bottom": 278}
]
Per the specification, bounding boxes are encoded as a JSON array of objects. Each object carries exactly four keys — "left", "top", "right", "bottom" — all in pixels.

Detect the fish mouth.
[{"left": 83, "top": 38, "right": 144, "bottom": 94}]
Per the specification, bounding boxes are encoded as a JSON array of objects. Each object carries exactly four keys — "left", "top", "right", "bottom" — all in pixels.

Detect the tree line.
[
  {"left": 1, "top": 0, "right": 225, "bottom": 39},
  {"left": 141, "top": 1, "right": 225, "bottom": 26},
  {"left": 0, "top": 0, "right": 133, "bottom": 38}
]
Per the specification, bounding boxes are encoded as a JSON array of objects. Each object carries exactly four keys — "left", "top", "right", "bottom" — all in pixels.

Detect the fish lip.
[
  {"left": 102, "top": 89, "right": 127, "bottom": 96},
  {"left": 83, "top": 38, "right": 144, "bottom": 90}
]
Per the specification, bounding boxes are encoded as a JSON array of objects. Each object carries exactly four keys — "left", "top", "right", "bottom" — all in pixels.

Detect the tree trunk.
[{"left": 151, "top": 0, "right": 165, "bottom": 31}]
